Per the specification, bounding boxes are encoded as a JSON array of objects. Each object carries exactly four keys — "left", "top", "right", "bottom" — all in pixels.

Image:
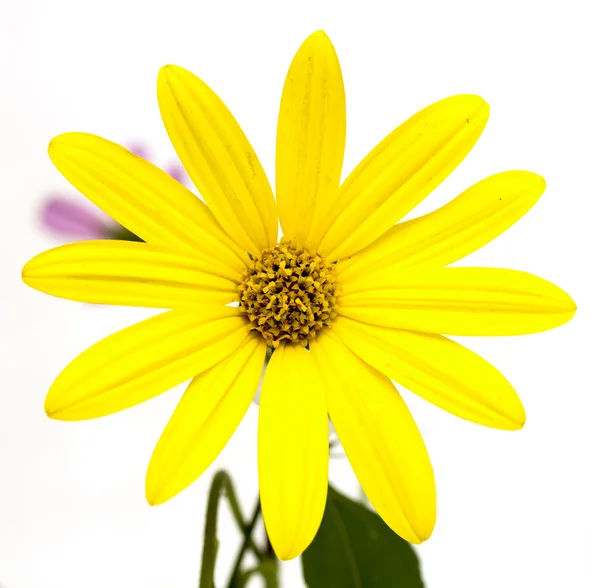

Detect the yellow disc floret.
[{"left": 239, "top": 240, "right": 338, "bottom": 347}]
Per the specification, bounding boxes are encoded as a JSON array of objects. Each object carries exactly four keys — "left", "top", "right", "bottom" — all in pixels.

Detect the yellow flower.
[{"left": 22, "top": 30, "right": 576, "bottom": 560}]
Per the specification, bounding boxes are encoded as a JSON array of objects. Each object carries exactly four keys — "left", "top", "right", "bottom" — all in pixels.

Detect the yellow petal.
[
  {"left": 318, "top": 95, "right": 490, "bottom": 261},
  {"left": 338, "top": 171, "right": 545, "bottom": 283},
  {"left": 259, "top": 343, "right": 329, "bottom": 560},
  {"left": 311, "top": 330, "right": 435, "bottom": 543},
  {"left": 276, "top": 30, "right": 346, "bottom": 251},
  {"left": 48, "top": 133, "right": 247, "bottom": 273},
  {"left": 157, "top": 65, "right": 277, "bottom": 256},
  {"left": 22, "top": 240, "right": 240, "bottom": 308},
  {"left": 334, "top": 317, "right": 525, "bottom": 430},
  {"left": 146, "top": 334, "right": 266, "bottom": 505},
  {"left": 338, "top": 267, "right": 576, "bottom": 336},
  {"left": 45, "top": 306, "right": 250, "bottom": 421}
]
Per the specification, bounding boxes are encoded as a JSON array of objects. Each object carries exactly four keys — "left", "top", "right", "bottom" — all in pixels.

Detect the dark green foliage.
[{"left": 302, "top": 486, "right": 425, "bottom": 588}]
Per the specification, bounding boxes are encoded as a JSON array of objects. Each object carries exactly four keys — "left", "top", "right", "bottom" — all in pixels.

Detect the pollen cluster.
[{"left": 239, "top": 241, "right": 338, "bottom": 347}]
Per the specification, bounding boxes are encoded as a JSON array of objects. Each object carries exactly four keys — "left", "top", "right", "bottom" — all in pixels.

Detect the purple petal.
[
  {"left": 40, "top": 196, "right": 113, "bottom": 240},
  {"left": 165, "top": 162, "right": 189, "bottom": 185},
  {"left": 128, "top": 143, "right": 150, "bottom": 160}
]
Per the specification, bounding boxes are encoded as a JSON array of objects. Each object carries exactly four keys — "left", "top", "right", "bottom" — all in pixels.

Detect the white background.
[{"left": 1, "top": 0, "right": 598, "bottom": 586}]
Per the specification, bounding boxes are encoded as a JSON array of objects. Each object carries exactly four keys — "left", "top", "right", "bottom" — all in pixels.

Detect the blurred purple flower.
[
  {"left": 39, "top": 142, "right": 189, "bottom": 242},
  {"left": 40, "top": 196, "right": 114, "bottom": 240},
  {"left": 128, "top": 143, "right": 151, "bottom": 160},
  {"left": 164, "top": 163, "right": 187, "bottom": 184}
]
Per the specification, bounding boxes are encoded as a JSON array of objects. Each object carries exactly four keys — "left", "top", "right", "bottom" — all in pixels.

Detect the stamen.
[{"left": 239, "top": 240, "right": 338, "bottom": 347}]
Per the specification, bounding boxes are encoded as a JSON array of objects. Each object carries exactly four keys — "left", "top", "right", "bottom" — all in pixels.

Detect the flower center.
[{"left": 239, "top": 240, "right": 338, "bottom": 347}]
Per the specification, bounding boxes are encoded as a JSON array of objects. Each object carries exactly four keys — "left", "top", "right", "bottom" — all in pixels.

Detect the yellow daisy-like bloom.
[{"left": 23, "top": 31, "right": 576, "bottom": 560}]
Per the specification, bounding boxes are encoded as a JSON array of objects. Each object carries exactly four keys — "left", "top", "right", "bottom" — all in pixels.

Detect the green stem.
[
  {"left": 198, "top": 472, "right": 261, "bottom": 588},
  {"left": 238, "top": 559, "right": 279, "bottom": 588},
  {"left": 261, "top": 526, "right": 279, "bottom": 588},
  {"left": 198, "top": 472, "right": 225, "bottom": 588},
  {"left": 221, "top": 475, "right": 261, "bottom": 559},
  {"left": 225, "top": 498, "right": 262, "bottom": 588}
]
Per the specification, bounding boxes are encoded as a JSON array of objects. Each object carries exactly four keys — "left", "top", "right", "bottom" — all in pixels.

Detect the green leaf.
[
  {"left": 302, "top": 486, "right": 425, "bottom": 588},
  {"left": 110, "top": 224, "right": 144, "bottom": 242}
]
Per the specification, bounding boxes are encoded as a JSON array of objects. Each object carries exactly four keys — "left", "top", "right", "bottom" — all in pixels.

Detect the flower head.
[
  {"left": 22, "top": 31, "right": 576, "bottom": 560},
  {"left": 239, "top": 240, "right": 338, "bottom": 347}
]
